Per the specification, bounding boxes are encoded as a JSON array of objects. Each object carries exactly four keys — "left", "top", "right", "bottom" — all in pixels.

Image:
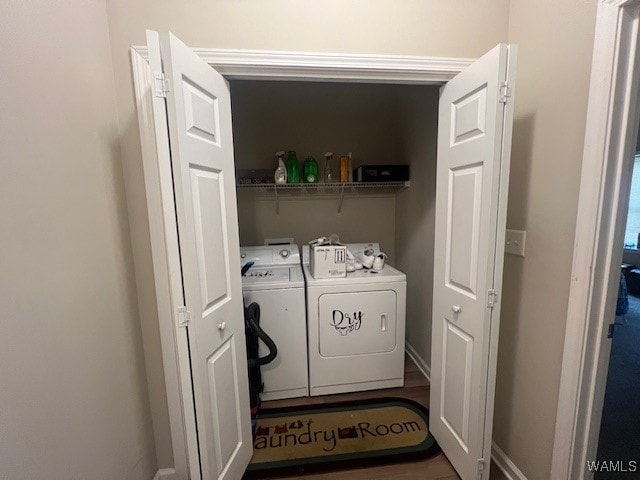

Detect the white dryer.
[
  {"left": 240, "top": 245, "right": 308, "bottom": 401},
  {"left": 302, "top": 243, "right": 406, "bottom": 396}
]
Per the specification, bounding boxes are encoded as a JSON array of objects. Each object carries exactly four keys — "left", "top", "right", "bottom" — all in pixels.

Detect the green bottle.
[
  {"left": 286, "top": 151, "right": 300, "bottom": 183},
  {"left": 303, "top": 156, "right": 319, "bottom": 183}
]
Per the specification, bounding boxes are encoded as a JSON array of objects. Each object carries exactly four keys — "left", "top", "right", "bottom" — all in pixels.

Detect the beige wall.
[
  {"left": 492, "top": 1, "right": 598, "bottom": 479},
  {"left": 394, "top": 87, "right": 439, "bottom": 365},
  {"left": 0, "top": 1, "right": 157, "bottom": 479},
  {"left": 103, "top": 0, "right": 510, "bottom": 470},
  {"left": 106, "top": 0, "right": 511, "bottom": 58},
  {"left": 238, "top": 194, "right": 397, "bottom": 256},
  {"left": 230, "top": 81, "right": 410, "bottom": 170}
]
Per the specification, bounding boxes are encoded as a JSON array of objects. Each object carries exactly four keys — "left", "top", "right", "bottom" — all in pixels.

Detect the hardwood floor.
[{"left": 261, "top": 355, "right": 508, "bottom": 480}]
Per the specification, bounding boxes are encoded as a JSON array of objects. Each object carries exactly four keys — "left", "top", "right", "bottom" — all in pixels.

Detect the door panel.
[
  {"left": 431, "top": 44, "right": 516, "bottom": 480},
  {"left": 190, "top": 168, "right": 230, "bottom": 308},
  {"left": 450, "top": 85, "right": 487, "bottom": 146},
  {"left": 447, "top": 164, "right": 483, "bottom": 297},
  {"left": 442, "top": 320, "right": 473, "bottom": 450},
  {"left": 183, "top": 79, "right": 220, "bottom": 144},
  {"left": 149, "top": 31, "right": 252, "bottom": 480},
  {"left": 208, "top": 338, "right": 241, "bottom": 468}
]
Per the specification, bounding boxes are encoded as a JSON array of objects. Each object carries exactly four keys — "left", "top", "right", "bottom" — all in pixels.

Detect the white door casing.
[
  {"left": 430, "top": 44, "right": 516, "bottom": 480},
  {"left": 148, "top": 31, "right": 253, "bottom": 480}
]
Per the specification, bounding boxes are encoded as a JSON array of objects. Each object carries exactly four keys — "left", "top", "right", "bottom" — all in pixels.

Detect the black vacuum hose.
[
  {"left": 241, "top": 260, "right": 255, "bottom": 277},
  {"left": 245, "top": 302, "right": 278, "bottom": 367}
]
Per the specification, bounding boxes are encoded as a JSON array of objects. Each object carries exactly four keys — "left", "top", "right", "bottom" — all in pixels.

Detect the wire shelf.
[
  {"left": 236, "top": 181, "right": 410, "bottom": 190},
  {"left": 236, "top": 181, "right": 409, "bottom": 214}
]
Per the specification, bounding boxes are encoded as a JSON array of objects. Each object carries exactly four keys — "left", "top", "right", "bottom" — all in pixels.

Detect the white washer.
[
  {"left": 240, "top": 245, "right": 308, "bottom": 401},
  {"left": 302, "top": 243, "right": 406, "bottom": 396}
]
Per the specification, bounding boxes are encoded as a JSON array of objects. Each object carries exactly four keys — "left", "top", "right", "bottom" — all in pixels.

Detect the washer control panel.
[{"left": 240, "top": 244, "right": 300, "bottom": 267}]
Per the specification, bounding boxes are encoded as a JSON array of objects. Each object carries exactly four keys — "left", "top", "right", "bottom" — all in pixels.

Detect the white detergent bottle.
[{"left": 274, "top": 151, "right": 287, "bottom": 184}]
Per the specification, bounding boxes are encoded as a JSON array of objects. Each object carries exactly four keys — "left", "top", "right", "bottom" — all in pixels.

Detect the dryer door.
[{"left": 319, "top": 290, "right": 397, "bottom": 357}]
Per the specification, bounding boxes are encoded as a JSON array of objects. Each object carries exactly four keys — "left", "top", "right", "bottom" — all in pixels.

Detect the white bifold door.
[
  {"left": 430, "top": 44, "right": 516, "bottom": 480},
  {"left": 143, "top": 30, "right": 514, "bottom": 480},
  {"left": 147, "top": 31, "right": 252, "bottom": 480}
]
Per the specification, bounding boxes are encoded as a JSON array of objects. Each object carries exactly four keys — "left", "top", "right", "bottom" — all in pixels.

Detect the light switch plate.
[{"left": 505, "top": 229, "right": 526, "bottom": 257}]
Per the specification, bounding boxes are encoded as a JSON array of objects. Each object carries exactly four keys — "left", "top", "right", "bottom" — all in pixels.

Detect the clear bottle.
[
  {"left": 323, "top": 152, "right": 335, "bottom": 183},
  {"left": 274, "top": 151, "right": 287, "bottom": 185}
]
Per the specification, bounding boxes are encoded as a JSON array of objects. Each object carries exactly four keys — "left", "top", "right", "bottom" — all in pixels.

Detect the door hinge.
[
  {"left": 477, "top": 458, "right": 486, "bottom": 480},
  {"left": 176, "top": 306, "right": 191, "bottom": 328},
  {"left": 608, "top": 323, "right": 615, "bottom": 338},
  {"left": 154, "top": 72, "right": 170, "bottom": 98},
  {"left": 499, "top": 80, "right": 511, "bottom": 103},
  {"left": 487, "top": 289, "right": 498, "bottom": 308}
]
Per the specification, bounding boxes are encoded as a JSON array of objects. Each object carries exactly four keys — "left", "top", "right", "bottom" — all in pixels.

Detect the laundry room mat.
[{"left": 242, "top": 397, "right": 440, "bottom": 478}]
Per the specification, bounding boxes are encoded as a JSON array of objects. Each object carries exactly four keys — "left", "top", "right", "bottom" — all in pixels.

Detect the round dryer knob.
[{"left": 279, "top": 249, "right": 290, "bottom": 258}]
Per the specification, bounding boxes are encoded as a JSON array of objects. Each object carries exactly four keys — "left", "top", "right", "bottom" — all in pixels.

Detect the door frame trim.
[
  {"left": 551, "top": 1, "right": 640, "bottom": 478},
  {"left": 131, "top": 46, "right": 473, "bottom": 84},
  {"left": 130, "top": 46, "right": 484, "bottom": 479}
]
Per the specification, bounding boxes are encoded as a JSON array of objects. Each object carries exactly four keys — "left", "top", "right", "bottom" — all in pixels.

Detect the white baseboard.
[
  {"left": 492, "top": 442, "right": 528, "bottom": 480},
  {"left": 405, "top": 342, "right": 431, "bottom": 382},
  {"left": 153, "top": 468, "right": 176, "bottom": 480}
]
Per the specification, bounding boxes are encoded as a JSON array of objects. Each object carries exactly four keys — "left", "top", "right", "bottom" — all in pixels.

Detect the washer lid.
[{"left": 242, "top": 266, "right": 304, "bottom": 289}]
